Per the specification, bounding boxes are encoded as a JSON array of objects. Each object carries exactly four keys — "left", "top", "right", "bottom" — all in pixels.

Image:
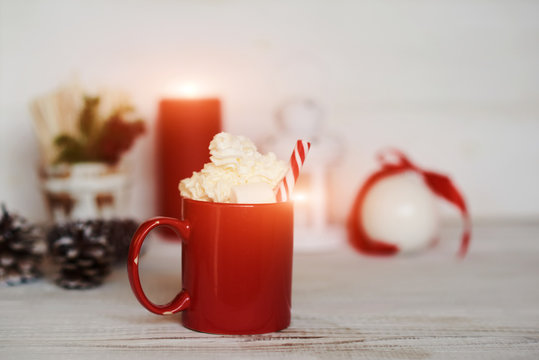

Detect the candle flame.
[
  {"left": 165, "top": 82, "right": 201, "bottom": 98},
  {"left": 176, "top": 83, "right": 199, "bottom": 98}
]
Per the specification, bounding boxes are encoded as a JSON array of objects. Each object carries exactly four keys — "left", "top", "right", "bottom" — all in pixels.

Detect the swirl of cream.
[{"left": 179, "top": 132, "right": 286, "bottom": 203}]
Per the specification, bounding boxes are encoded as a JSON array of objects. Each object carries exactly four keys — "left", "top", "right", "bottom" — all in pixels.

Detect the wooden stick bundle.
[{"left": 29, "top": 83, "right": 82, "bottom": 164}]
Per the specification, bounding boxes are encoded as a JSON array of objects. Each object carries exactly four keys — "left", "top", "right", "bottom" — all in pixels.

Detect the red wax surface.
[
  {"left": 156, "top": 98, "right": 221, "bottom": 217},
  {"left": 128, "top": 199, "right": 294, "bottom": 335}
]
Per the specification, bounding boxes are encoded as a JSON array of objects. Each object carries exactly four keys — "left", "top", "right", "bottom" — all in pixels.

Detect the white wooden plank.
[{"left": 1, "top": 223, "right": 538, "bottom": 359}]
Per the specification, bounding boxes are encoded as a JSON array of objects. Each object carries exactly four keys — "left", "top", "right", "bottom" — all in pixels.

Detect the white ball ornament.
[
  {"left": 361, "top": 171, "right": 439, "bottom": 253},
  {"left": 347, "top": 149, "right": 471, "bottom": 257}
]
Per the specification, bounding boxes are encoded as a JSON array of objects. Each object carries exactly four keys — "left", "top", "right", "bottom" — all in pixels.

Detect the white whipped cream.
[{"left": 179, "top": 132, "right": 287, "bottom": 203}]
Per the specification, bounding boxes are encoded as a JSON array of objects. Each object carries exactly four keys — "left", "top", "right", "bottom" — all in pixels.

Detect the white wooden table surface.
[{"left": 1, "top": 223, "right": 538, "bottom": 360}]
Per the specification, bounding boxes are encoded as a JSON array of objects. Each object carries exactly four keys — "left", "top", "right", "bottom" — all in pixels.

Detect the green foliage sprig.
[{"left": 54, "top": 96, "right": 145, "bottom": 165}]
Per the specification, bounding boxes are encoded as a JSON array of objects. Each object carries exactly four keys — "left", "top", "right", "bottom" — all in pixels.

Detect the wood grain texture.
[{"left": 1, "top": 223, "right": 538, "bottom": 359}]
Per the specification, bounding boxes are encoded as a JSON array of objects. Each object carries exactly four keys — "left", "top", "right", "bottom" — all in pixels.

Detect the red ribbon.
[{"left": 347, "top": 149, "right": 471, "bottom": 257}]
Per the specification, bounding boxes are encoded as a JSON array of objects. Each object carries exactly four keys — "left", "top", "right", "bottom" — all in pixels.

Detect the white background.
[{"left": 1, "top": 0, "right": 538, "bottom": 222}]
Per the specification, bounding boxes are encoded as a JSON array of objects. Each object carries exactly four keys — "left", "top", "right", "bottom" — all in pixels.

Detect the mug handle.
[{"left": 127, "top": 217, "right": 191, "bottom": 315}]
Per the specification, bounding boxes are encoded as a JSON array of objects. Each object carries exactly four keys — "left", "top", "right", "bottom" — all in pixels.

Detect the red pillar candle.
[{"left": 156, "top": 98, "right": 221, "bottom": 217}]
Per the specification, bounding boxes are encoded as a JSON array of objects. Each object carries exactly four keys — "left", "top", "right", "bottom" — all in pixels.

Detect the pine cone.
[
  {"left": 104, "top": 219, "right": 139, "bottom": 264},
  {"left": 47, "top": 219, "right": 139, "bottom": 289},
  {"left": 0, "top": 204, "right": 45, "bottom": 286},
  {"left": 47, "top": 220, "right": 114, "bottom": 289}
]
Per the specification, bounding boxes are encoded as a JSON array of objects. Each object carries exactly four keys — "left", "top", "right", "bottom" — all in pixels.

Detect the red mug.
[{"left": 127, "top": 198, "right": 294, "bottom": 335}]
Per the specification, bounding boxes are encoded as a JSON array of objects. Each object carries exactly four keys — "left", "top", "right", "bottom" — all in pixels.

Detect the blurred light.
[
  {"left": 165, "top": 82, "right": 201, "bottom": 98},
  {"left": 177, "top": 83, "right": 199, "bottom": 98},
  {"left": 293, "top": 192, "right": 308, "bottom": 203}
]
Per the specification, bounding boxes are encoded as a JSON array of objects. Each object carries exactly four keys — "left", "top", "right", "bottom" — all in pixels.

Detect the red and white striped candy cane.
[{"left": 275, "top": 140, "right": 311, "bottom": 202}]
